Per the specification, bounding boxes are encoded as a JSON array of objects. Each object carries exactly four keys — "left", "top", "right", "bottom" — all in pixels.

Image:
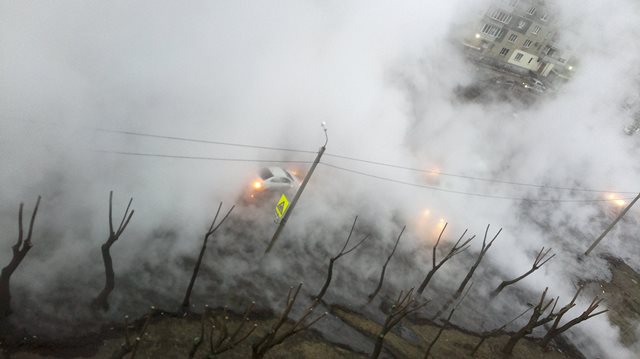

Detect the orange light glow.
[
  {"left": 429, "top": 168, "right": 440, "bottom": 176},
  {"left": 253, "top": 180, "right": 263, "bottom": 190},
  {"left": 606, "top": 193, "right": 626, "bottom": 207},
  {"left": 414, "top": 208, "right": 449, "bottom": 245}
]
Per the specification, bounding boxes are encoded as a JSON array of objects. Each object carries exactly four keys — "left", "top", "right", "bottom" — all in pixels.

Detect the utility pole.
[
  {"left": 265, "top": 123, "right": 328, "bottom": 253},
  {"left": 584, "top": 192, "right": 640, "bottom": 256}
]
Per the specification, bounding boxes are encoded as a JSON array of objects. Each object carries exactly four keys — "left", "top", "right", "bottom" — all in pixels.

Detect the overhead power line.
[
  {"left": 323, "top": 153, "right": 636, "bottom": 195},
  {"left": 93, "top": 150, "right": 315, "bottom": 164},
  {"left": 319, "top": 162, "right": 636, "bottom": 203},
  {"left": 92, "top": 127, "right": 636, "bottom": 195},
  {"left": 94, "top": 128, "right": 317, "bottom": 154},
  {"left": 91, "top": 148, "right": 634, "bottom": 203}
]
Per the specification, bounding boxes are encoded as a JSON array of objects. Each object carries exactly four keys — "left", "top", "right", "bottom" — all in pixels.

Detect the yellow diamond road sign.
[{"left": 275, "top": 194, "right": 289, "bottom": 218}]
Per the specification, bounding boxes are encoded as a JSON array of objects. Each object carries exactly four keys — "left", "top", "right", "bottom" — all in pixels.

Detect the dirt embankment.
[{"left": 4, "top": 256, "right": 639, "bottom": 359}]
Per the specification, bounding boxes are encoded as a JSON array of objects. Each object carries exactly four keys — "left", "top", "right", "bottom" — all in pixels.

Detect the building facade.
[{"left": 463, "top": 0, "right": 574, "bottom": 82}]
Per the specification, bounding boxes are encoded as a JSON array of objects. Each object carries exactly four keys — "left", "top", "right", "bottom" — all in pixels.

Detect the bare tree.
[
  {"left": 204, "top": 302, "right": 259, "bottom": 356},
  {"left": 251, "top": 284, "right": 327, "bottom": 359},
  {"left": 315, "top": 216, "right": 369, "bottom": 301},
  {"left": 367, "top": 225, "right": 404, "bottom": 303},
  {"left": 112, "top": 306, "right": 156, "bottom": 359},
  {"left": 470, "top": 306, "right": 533, "bottom": 356},
  {"left": 417, "top": 224, "right": 475, "bottom": 295},
  {"left": 502, "top": 287, "right": 557, "bottom": 355},
  {"left": 455, "top": 225, "right": 500, "bottom": 298},
  {"left": 182, "top": 202, "right": 234, "bottom": 311},
  {"left": 0, "top": 196, "right": 41, "bottom": 318},
  {"left": 434, "top": 225, "right": 500, "bottom": 318},
  {"left": 423, "top": 284, "right": 473, "bottom": 359},
  {"left": 371, "top": 288, "right": 429, "bottom": 359},
  {"left": 541, "top": 288, "right": 608, "bottom": 349},
  {"left": 93, "top": 191, "right": 135, "bottom": 311},
  {"left": 492, "top": 247, "right": 555, "bottom": 298}
]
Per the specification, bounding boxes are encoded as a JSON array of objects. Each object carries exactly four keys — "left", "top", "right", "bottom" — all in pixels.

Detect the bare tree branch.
[
  {"left": 315, "top": 216, "right": 370, "bottom": 301},
  {"left": 492, "top": 247, "right": 555, "bottom": 297},
  {"left": 470, "top": 306, "right": 533, "bottom": 356},
  {"left": 424, "top": 283, "right": 473, "bottom": 359},
  {"left": 371, "top": 288, "right": 429, "bottom": 359},
  {"left": 93, "top": 191, "right": 135, "bottom": 311},
  {"left": 417, "top": 224, "right": 475, "bottom": 295},
  {"left": 0, "top": 196, "right": 41, "bottom": 318},
  {"left": 368, "top": 226, "right": 405, "bottom": 303},
  {"left": 182, "top": 203, "right": 235, "bottom": 311},
  {"left": 433, "top": 225, "right": 500, "bottom": 318},
  {"left": 541, "top": 288, "right": 608, "bottom": 349},
  {"left": 502, "top": 287, "right": 556, "bottom": 355},
  {"left": 252, "top": 284, "right": 327, "bottom": 359},
  {"left": 205, "top": 301, "right": 258, "bottom": 355}
]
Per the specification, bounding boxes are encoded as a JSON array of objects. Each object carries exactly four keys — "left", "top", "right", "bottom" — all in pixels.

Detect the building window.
[
  {"left": 517, "top": 20, "right": 526, "bottom": 29},
  {"left": 508, "top": 34, "right": 518, "bottom": 42},
  {"left": 540, "top": 12, "right": 549, "bottom": 21},
  {"left": 514, "top": 53, "right": 524, "bottom": 62},
  {"left": 489, "top": 9, "right": 513, "bottom": 24},
  {"left": 528, "top": 58, "right": 534, "bottom": 64},
  {"left": 528, "top": 7, "right": 536, "bottom": 15},
  {"left": 523, "top": 39, "right": 532, "bottom": 48},
  {"left": 499, "top": 47, "right": 510, "bottom": 56},
  {"left": 481, "top": 23, "right": 503, "bottom": 38},
  {"left": 531, "top": 25, "right": 541, "bottom": 35}
]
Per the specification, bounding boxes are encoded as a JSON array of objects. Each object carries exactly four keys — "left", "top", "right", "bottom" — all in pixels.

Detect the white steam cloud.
[{"left": 1, "top": 1, "right": 639, "bottom": 357}]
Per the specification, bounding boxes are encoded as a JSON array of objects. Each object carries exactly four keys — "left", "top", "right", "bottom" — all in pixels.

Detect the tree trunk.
[
  {"left": 0, "top": 271, "right": 12, "bottom": 317},
  {"left": 502, "top": 328, "right": 527, "bottom": 355},
  {"left": 93, "top": 242, "right": 115, "bottom": 310},
  {"left": 370, "top": 334, "right": 385, "bottom": 359},
  {"left": 315, "top": 258, "right": 335, "bottom": 300},
  {"left": 182, "top": 234, "right": 208, "bottom": 310},
  {"left": 417, "top": 269, "right": 436, "bottom": 294}
]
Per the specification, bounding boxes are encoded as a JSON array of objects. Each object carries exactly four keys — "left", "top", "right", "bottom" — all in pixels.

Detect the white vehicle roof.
[
  {"left": 259, "top": 166, "right": 296, "bottom": 181},
  {"left": 268, "top": 166, "right": 288, "bottom": 178}
]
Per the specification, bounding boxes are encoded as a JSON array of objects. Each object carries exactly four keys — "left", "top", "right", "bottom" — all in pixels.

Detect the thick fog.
[{"left": 1, "top": 1, "right": 639, "bottom": 357}]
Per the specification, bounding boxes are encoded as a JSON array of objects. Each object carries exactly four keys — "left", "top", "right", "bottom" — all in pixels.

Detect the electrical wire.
[
  {"left": 92, "top": 127, "right": 637, "bottom": 195},
  {"left": 319, "top": 162, "right": 637, "bottom": 203},
  {"left": 93, "top": 128, "right": 317, "bottom": 154},
  {"left": 92, "top": 148, "right": 636, "bottom": 203},
  {"left": 92, "top": 150, "right": 315, "bottom": 164},
  {"left": 323, "top": 153, "right": 637, "bottom": 195}
]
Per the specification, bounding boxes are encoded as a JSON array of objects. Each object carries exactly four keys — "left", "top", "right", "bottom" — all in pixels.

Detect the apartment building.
[{"left": 463, "top": 0, "right": 574, "bottom": 82}]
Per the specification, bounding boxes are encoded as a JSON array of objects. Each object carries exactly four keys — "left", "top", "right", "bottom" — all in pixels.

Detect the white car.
[
  {"left": 523, "top": 79, "right": 546, "bottom": 94},
  {"left": 245, "top": 166, "right": 300, "bottom": 201},
  {"left": 531, "top": 79, "right": 546, "bottom": 88}
]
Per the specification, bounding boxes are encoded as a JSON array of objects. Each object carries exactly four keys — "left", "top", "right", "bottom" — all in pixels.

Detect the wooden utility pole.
[
  {"left": 265, "top": 123, "right": 328, "bottom": 253},
  {"left": 584, "top": 192, "right": 640, "bottom": 256}
]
